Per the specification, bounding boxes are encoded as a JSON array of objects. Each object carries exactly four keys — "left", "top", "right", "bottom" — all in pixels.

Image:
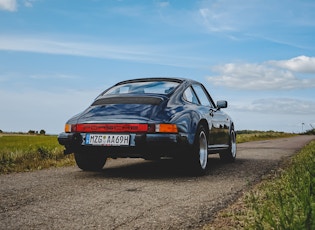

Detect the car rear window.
[{"left": 104, "top": 81, "right": 179, "bottom": 95}]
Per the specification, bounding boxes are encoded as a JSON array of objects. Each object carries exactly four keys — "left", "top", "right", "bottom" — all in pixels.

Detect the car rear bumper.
[{"left": 58, "top": 132, "right": 190, "bottom": 158}]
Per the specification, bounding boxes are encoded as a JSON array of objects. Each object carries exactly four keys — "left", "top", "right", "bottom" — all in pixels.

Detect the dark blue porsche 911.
[{"left": 58, "top": 77, "right": 236, "bottom": 175}]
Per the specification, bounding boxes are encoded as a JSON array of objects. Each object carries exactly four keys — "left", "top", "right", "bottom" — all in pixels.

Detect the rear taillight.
[
  {"left": 65, "top": 123, "right": 178, "bottom": 133},
  {"left": 155, "top": 124, "right": 178, "bottom": 133},
  {"left": 64, "top": 124, "right": 72, "bottom": 133},
  {"left": 67, "top": 124, "right": 148, "bottom": 133}
]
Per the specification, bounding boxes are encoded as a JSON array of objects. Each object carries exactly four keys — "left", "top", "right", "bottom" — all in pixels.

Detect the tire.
[
  {"left": 191, "top": 125, "right": 208, "bottom": 175},
  {"left": 219, "top": 127, "right": 237, "bottom": 163},
  {"left": 74, "top": 150, "right": 107, "bottom": 171}
]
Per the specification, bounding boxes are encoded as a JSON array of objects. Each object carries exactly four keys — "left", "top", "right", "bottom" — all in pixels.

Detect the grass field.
[
  {"left": 246, "top": 140, "right": 315, "bottom": 229},
  {"left": 236, "top": 130, "right": 297, "bottom": 143},
  {"left": 0, "top": 134, "right": 74, "bottom": 174},
  {"left": 204, "top": 140, "right": 315, "bottom": 230},
  {"left": 0, "top": 131, "right": 300, "bottom": 174}
]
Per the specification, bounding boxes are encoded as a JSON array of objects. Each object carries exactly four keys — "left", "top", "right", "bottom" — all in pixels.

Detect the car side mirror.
[{"left": 217, "top": 100, "right": 228, "bottom": 109}]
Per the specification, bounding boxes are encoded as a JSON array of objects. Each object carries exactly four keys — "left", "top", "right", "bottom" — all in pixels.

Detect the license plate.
[{"left": 85, "top": 134, "right": 130, "bottom": 146}]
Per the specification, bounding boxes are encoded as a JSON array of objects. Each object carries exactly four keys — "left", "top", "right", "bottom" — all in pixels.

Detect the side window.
[
  {"left": 192, "top": 84, "right": 213, "bottom": 107},
  {"left": 183, "top": 87, "right": 199, "bottom": 104}
]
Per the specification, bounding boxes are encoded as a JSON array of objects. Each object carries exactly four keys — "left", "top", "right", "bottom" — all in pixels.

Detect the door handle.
[{"left": 209, "top": 109, "right": 214, "bottom": 117}]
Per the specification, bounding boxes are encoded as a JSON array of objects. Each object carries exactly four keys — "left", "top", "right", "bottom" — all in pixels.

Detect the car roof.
[{"left": 114, "top": 77, "right": 198, "bottom": 86}]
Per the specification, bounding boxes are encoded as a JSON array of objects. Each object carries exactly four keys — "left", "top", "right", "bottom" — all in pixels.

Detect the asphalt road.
[{"left": 1, "top": 135, "right": 314, "bottom": 230}]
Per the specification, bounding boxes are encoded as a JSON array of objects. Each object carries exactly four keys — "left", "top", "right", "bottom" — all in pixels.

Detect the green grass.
[
  {"left": 204, "top": 140, "right": 315, "bottom": 230},
  {"left": 245, "top": 140, "right": 315, "bottom": 229},
  {"left": 236, "top": 131, "right": 297, "bottom": 143},
  {"left": 0, "top": 134, "right": 74, "bottom": 174}
]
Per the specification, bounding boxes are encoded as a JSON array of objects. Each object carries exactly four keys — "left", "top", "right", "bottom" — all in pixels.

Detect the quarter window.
[
  {"left": 192, "top": 84, "right": 211, "bottom": 106},
  {"left": 183, "top": 87, "right": 199, "bottom": 104}
]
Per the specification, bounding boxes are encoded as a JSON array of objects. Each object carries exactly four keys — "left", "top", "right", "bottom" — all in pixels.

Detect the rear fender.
[{"left": 172, "top": 110, "right": 201, "bottom": 146}]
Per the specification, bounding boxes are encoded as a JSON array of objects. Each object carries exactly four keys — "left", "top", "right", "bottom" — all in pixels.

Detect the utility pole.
[{"left": 302, "top": 123, "right": 305, "bottom": 133}]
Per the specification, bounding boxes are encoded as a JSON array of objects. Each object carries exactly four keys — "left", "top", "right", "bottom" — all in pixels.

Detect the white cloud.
[
  {"left": 29, "top": 73, "right": 78, "bottom": 80},
  {"left": 229, "top": 109, "right": 313, "bottom": 133},
  {"left": 23, "top": 0, "right": 35, "bottom": 8},
  {"left": 0, "top": 0, "right": 36, "bottom": 11},
  {"left": 109, "top": 6, "right": 145, "bottom": 17},
  {"left": 228, "top": 98, "right": 315, "bottom": 132},
  {"left": 0, "top": 0, "right": 17, "bottom": 11},
  {"left": 197, "top": 0, "right": 270, "bottom": 33},
  {"left": 232, "top": 98, "right": 315, "bottom": 115},
  {"left": 0, "top": 34, "right": 205, "bottom": 68},
  {"left": 196, "top": 0, "right": 315, "bottom": 51},
  {"left": 207, "top": 57, "right": 315, "bottom": 90},
  {"left": 157, "top": 1, "right": 170, "bottom": 8},
  {"left": 268, "top": 56, "right": 315, "bottom": 73},
  {"left": 198, "top": 7, "right": 236, "bottom": 32},
  {"left": 0, "top": 35, "right": 166, "bottom": 64}
]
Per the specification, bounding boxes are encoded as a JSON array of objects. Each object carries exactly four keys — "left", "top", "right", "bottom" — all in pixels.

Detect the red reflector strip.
[{"left": 75, "top": 124, "right": 148, "bottom": 133}]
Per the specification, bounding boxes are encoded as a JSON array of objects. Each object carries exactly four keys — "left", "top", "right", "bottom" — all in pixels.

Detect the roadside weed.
[
  {"left": 246, "top": 141, "right": 315, "bottom": 229},
  {"left": 0, "top": 135, "right": 74, "bottom": 173}
]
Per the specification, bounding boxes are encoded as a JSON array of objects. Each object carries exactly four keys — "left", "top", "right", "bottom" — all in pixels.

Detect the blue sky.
[{"left": 1, "top": 0, "right": 315, "bottom": 134}]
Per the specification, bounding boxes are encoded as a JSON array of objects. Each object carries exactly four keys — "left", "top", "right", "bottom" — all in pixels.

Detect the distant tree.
[
  {"left": 40, "top": 129, "right": 46, "bottom": 135},
  {"left": 0, "top": 129, "right": 3, "bottom": 133},
  {"left": 304, "top": 129, "right": 315, "bottom": 135},
  {"left": 28, "top": 130, "right": 36, "bottom": 135}
]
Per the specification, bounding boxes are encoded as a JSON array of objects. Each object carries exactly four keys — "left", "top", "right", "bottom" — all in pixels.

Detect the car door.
[{"left": 192, "top": 84, "right": 230, "bottom": 146}]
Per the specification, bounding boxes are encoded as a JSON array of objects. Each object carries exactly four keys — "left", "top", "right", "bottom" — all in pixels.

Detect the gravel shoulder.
[{"left": 1, "top": 135, "right": 314, "bottom": 229}]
